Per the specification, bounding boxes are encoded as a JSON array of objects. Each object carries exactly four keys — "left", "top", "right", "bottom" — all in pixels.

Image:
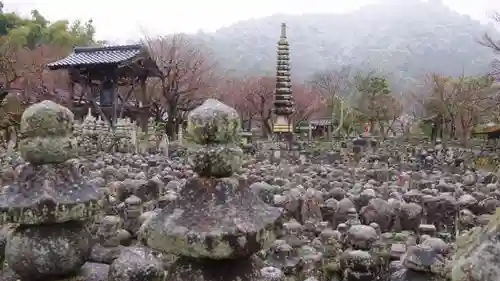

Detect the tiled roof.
[
  {"left": 473, "top": 124, "right": 500, "bottom": 134},
  {"left": 47, "top": 44, "right": 144, "bottom": 70}
]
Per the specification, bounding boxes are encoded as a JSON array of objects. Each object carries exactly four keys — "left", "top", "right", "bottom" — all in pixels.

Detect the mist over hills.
[{"left": 192, "top": 0, "right": 498, "bottom": 89}]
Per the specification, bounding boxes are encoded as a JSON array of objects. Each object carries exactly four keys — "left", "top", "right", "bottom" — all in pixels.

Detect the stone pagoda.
[
  {"left": 0, "top": 100, "right": 103, "bottom": 281},
  {"left": 273, "top": 22, "right": 294, "bottom": 139},
  {"left": 141, "top": 99, "right": 281, "bottom": 281}
]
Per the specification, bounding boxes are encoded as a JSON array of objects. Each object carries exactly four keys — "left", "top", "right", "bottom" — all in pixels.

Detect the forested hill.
[{"left": 194, "top": 0, "right": 498, "bottom": 85}]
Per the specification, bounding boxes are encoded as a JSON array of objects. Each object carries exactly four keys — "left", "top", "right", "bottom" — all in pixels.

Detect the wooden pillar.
[
  {"left": 68, "top": 68, "right": 78, "bottom": 109},
  {"left": 138, "top": 76, "right": 148, "bottom": 132},
  {"left": 110, "top": 78, "right": 117, "bottom": 130},
  {"left": 101, "top": 67, "right": 118, "bottom": 129},
  {"left": 308, "top": 124, "right": 312, "bottom": 141}
]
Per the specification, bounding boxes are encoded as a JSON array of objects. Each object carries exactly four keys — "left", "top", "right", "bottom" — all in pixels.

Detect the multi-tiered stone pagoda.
[{"left": 273, "top": 23, "right": 294, "bottom": 137}]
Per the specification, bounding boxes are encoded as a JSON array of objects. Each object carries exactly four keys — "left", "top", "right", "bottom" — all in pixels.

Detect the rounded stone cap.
[
  {"left": 20, "top": 100, "right": 74, "bottom": 138},
  {"left": 18, "top": 101, "right": 77, "bottom": 164},
  {"left": 187, "top": 99, "right": 240, "bottom": 145}
]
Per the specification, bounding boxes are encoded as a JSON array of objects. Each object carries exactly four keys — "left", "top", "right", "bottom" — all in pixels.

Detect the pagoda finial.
[{"left": 281, "top": 23, "right": 287, "bottom": 38}]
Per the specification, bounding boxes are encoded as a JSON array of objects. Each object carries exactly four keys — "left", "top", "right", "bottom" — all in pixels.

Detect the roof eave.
[
  {"left": 47, "top": 63, "right": 69, "bottom": 70},
  {"left": 48, "top": 62, "right": 120, "bottom": 70}
]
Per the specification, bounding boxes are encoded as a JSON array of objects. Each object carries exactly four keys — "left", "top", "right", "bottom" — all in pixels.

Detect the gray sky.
[{"left": 4, "top": 0, "right": 500, "bottom": 43}]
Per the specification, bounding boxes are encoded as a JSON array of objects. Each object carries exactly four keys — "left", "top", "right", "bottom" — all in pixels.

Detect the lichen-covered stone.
[
  {"left": 0, "top": 101, "right": 103, "bottom": 225},
  {"left": 0, "top": 161, "right": 102, "bottom": 224},
  {"left": 5, "top": 221, "right": 91, "bottom": 280},
  {"left": 108, "top": 246, "right": 165, "bottom": 281},
  {"left": 141, "top": 99, "right": 280, "bottom": 281},
  {"left": 19, "top": 100, "right": 77, "bottom": 164},
  {"left": 260, "top": 267, "right": 284, "bottom": 281},
  {"left": 90, "top": 244, "right": 124, "bottom": 264},
  {"left": 62, "top": 262, "right": 110, "bottom": 281},
  {"left": 186, "top": 99, "right": 241, "bottom": 145},
  {"left": 141, "top": 177, "right": 281, "bottom": 259},
  {"left": 451, "top": 208, "right": 500, "bottom": 281},
  {"left": 0, "top": 101, "right": 104, "bottom": 281},
  {"left": 0, "top": 225, "right": 8, "bottom": 266},
  {"left": 188, "top": 144, "right": 243, "bottom": 177},
  {"left": 19, "top": 136, "right": 78, "bottom": 164},
  {"left": 20, "top": 100, "right": 74, "bottom": 139},
  {"left": 403, "top": 245, "right": 446, "bottom": 274},
  {"left": 340, "top": 250, "right": 376, "bottom": 273}
]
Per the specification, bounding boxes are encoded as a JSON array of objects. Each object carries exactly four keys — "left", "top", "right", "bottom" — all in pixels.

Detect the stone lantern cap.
[
  {"left": 141, "top": 100, "right": 281, "bottom": 259},
  {"left": 18, "top": 100, "right": 78, "bottom": 164},
  {"left": 0, "top": 101, "right": 102, "bottom": 225},
  {"left": 141, "top": 177, "right": 282, "bottom": 259},
  {"left": 187, "top": 99, "right": 241, "bottom": 145}
]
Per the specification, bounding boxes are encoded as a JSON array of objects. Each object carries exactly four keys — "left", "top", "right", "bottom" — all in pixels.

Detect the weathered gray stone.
[
  {"left": 452, "top": 209, "right": 500, "bottom": 281},
  {"left": 19, "top": 100, "right": 77, "bottom": 164},
  {"left": 0, "top": 101, "right": 103, "bottom": 281},
  {"left": 140, "top": 100, "right": 281, "bottom": 281},
  {"left": 6, "top": 221, "right": 91, "bottom": 280},
  {"left": 108, "top": 246, "right": 165, "bottom": 281}
]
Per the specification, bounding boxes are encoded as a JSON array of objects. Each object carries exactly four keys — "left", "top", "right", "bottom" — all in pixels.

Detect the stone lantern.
[
  {"left": 0, "top": 100, "right": 103, "bottom": 280},
  {"left": 141, "top": 99, "right": 282, "bottom": 281}
]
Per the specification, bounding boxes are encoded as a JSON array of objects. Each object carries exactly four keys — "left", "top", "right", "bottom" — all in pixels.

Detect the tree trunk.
[
  {"left": 247, "top": 118, "right": 253, "bottom": 131},
  {"left": 461, "top": 129, "right": 471, "bottom": 147},
  {"left": 379, "top": 123, "right": 387, "bottom": 139},
  {"left": 165, "top": 103, "right": 179, "bottom": 138},
  {"left": 369, "top": 120, "right": 375, "bottom": 134},
  {"left": 138, "top": 111, "right": 149, "bottom": 132},
  {"left": 261, "top": 117, "right": 273, "bottom": 138},
  {"left": 431, "top": 123, "right": 437, "bottom": 142},
  {"left": 166, "top": 115, "right": 176, "bottom": 138},
  {"left": 333, "top": 101, "right": 344, "bottom": 135}
]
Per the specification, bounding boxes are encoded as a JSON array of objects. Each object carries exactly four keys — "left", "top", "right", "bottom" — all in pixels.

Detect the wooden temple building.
[
  {"left": 47, "top": 44, "right": 161, "bottom": 127},
  {"left": 297, "top": 118, "right": 337, "bottom": 139},
  {"left": 472, "top": 123, "right": 500, "bottom": 141}
]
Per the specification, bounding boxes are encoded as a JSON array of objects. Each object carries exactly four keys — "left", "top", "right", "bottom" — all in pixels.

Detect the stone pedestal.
[
  {"left": 0, "top": 101, "right": 103, "bottom": 281},
  {"left": 141, "top": 99, "right": 281, "bottom": 281}
]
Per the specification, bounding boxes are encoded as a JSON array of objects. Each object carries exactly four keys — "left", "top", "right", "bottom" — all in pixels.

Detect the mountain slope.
[{"left": 194, "top": 0, "right": 498, "bottom": 87}]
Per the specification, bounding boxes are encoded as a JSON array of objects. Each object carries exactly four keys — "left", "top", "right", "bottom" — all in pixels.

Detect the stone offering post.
[
  {"left": 141, "top": 99, "right": 282, "bottom": 281},
  {"left": 0, "top": 101, "right": 103, "bottom": 281}
]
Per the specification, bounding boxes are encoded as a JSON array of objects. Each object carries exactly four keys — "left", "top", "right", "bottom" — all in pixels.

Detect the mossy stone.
[
  {"left": 188, "top": 144, "right": 243, "bottom": 177},
  {"left": 20, "top": 100, "right": 74, "bottom": 139},
  {"left": 18, "top": 100, "right": 77, "bottom": 164},
  {"left": 187, "top": 99, "right": 241, "bottom": 145}
]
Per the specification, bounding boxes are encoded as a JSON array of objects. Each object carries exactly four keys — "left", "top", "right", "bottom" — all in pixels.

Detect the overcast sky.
[{"left": 3, "top": 0, "right": 500, "bottom": 43}]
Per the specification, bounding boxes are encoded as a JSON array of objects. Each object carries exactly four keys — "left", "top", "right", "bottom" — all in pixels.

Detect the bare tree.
[
  {"left": 480, "top": 12, "right": 500, "bottom": 79},
  {"left": 143, "top": 34, "right": 217, "bottom": 137},
  {"left": 0, "top": 37, "right": 22, "bottom": 103},
  {"left": 240, "top": 76, "right": 275, "bottom": 137},
  {"left": 292, "top": 83, "right": 324, "bottom": 127},
  {"left": 419, "top": 73, "right": 495, "bottom": 145},
  {"left": 309, "top": 65, "right": 359, "bottom": 136},
  {"left": 481, "top": 12, "right": 500, "bottom": 53},
  {"left": 0, "top": 42, "right": 70, "bottom": 147},
  {"left": 213, "top": 77, "right": 256, "bottom": 131}
]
